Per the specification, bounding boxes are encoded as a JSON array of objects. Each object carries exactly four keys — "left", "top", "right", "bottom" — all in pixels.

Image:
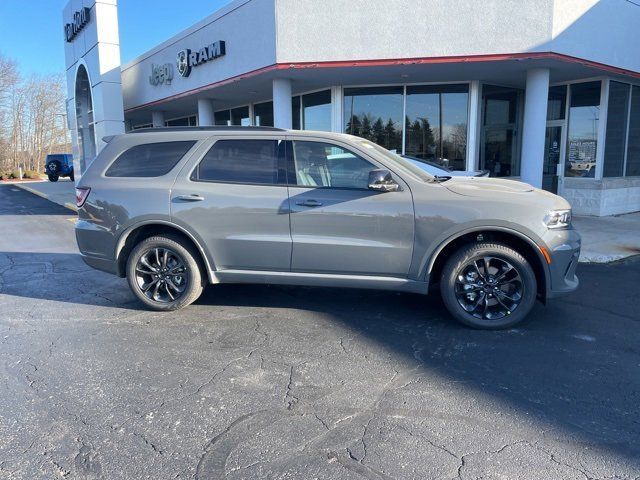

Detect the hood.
[{"left": 442, "top": 177, "right": 534, "bottom": 197}]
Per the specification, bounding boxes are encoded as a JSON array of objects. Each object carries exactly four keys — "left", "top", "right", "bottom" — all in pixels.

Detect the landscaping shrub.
[
  {"left": 23, "top": 170, "right": 40, "bottom": 179},
  {"left": 9, "top": 170, "right": 22, "bottom": 179}
]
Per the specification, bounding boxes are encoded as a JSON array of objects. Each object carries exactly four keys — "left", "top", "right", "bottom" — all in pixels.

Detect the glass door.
[{"left": 543, "top": 123, "right": 565, "bottom": 194}]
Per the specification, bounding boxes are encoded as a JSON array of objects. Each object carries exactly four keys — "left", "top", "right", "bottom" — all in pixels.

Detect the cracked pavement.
[{"left": 0, "top": 184, "right": 639, "bottom": 479}]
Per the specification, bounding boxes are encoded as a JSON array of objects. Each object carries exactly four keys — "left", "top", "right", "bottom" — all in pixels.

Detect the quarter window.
[
  {"left": 194, "top": 139, "right": 282, "bottom": 185},
  {"left": 291, "top": 141, "right": 375, "bottom": 189},
  {"left": 106, "top": 141, "right": 196, "bottom": 177}
]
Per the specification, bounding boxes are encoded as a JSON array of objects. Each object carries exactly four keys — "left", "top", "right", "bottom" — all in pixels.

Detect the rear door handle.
[
  {"left": 296, "top": 199, "right": 323, "bottom": 207},
  {"left": 176, "top": 194, "right": 205, "bottom": 202}
]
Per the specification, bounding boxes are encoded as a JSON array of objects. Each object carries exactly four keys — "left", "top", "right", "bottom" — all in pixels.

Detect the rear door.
[
  {"left": 286, "top": 136, "right": 414, "bottom": 276},
  {"left": 171, "top": 135, "right": 291, "bottom": 271}
]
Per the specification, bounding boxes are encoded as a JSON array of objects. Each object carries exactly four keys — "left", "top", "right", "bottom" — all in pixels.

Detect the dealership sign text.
[
  {"left": 176, "top": 41, "right": 226, "bottom": 77},
  {"left": 149, "top": 63, "right": 174, "bottom": 86},
  {"left": 64, "top": 7, "right": 90, "bottom": 43}
]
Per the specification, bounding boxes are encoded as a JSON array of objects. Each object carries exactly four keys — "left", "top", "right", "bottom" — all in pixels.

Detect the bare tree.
[{"left": 0, "top": 52, "right": 70, "bottom": 173}]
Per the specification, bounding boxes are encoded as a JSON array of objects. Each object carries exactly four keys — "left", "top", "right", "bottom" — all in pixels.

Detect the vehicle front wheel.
[
  {"left": 440, "top": 242, "right": 537, "bottom": 329},
  {"left": 48, "top": 174, "right": 58, "bottom": 182},
  {"left": 126, "top": 235, "right": 205, "bottom": 311}
]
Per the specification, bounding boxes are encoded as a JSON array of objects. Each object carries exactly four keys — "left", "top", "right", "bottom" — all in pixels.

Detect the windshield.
[{"left": 354, "top": 139, "right": 434, "bottom": 182}]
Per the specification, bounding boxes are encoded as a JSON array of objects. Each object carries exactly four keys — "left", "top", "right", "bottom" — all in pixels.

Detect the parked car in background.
[
  {"left": 402, "top": 155, "right": 490, "bottom": 177},
  {"left": 45, "top": 154, "right": 74, "bottom": 182},
  {"left": 75, "top": 127, "right": 580, "bottom": 330}
]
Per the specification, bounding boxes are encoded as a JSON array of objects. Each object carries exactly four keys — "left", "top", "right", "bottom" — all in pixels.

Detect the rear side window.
[
  {"left": 193, "top": 139, "right": 282, "bottom": 185},
  {"left": 106, "top": 141, "right": 196, "bottom": 177}
]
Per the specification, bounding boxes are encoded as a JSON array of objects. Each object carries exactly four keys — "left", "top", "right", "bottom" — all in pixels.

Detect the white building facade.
[{"left": 64, "top": 0, "right": 640, "bottom": 216}]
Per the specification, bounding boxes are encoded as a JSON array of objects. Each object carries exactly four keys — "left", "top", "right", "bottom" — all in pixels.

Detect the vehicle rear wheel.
[
  {"left": 440, "top": 242, "right": 537, "bottom": 330},
  {"left": 48, "top": 174, "right": 58, "bottom": 182},
  {"left": 126, "top": 235, "right": 204, "bottom": 311},
  {"left": 69, "top": 171, "right": 75, "bottom": 182}
]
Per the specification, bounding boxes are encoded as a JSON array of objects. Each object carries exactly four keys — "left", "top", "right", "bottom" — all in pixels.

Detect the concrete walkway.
[{"left": 13, "top": 180, "right": 640, "bottom": 264}]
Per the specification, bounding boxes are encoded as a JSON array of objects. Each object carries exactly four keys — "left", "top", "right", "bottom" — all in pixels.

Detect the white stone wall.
[
  {"left": 563, "top": 178, "right": 640, "bottom": 216},
  {"left": 63, "top": 0, "right": 125, "bottom": 176}
]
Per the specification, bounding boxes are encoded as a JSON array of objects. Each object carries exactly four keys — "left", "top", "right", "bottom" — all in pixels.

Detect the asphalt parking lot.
[{"left": 0, "top": 183, "right": 639, "bottom": 480}]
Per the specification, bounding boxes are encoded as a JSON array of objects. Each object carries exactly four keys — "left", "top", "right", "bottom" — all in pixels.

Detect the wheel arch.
[
  {"left": 426, "top": 227, "right": 550, "bottom": 302},
  {"left": 115, "top": 221, "right": 214, "bottom": 282}
]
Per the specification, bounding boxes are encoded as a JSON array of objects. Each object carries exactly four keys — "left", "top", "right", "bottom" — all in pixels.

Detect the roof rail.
[{"left": 126, "top": 126, "right": 286, "bottom": 134}]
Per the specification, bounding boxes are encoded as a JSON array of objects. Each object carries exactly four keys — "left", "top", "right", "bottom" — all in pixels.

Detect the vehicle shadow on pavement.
[{"left": 192, "top": 263, "right": 640, "bottom": 468}]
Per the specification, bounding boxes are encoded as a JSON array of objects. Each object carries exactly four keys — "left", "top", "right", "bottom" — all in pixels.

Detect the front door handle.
[
  {"left": 296, "top": 199, "right": 323, "bottom": 207},
  {"left": 176, "top": 194, "right": 205, "bottom": 202}
]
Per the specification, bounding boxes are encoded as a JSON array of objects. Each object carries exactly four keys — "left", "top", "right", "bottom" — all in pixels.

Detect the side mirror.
[{"left": 368, "top": 169, "right": 399, "bottom": 192}]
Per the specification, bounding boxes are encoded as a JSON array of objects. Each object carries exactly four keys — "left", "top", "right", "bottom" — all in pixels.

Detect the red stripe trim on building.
[{"left": 124, "top": 52, "right": 640, "bottom": 113}]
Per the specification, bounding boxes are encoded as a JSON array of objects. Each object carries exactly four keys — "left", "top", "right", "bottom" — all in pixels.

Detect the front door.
[
  {"left": 286, "top": 137, "right": 414, "bottom": 276},
  {"left": 171, "top": 136, "right": 292, "bottom": 271},
  {"left": 543, "top": 125, "right": 564, "bottom": 194}
]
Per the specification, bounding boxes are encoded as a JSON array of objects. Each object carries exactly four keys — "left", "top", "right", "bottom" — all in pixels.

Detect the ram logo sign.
[{"left": 176, "top": 41, "right": 226, "bottom": 78}]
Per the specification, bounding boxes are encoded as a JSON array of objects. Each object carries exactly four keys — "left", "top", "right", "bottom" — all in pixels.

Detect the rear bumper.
[
  {"left": 544, "top": 228, "right": 581, "bottom": 298},
  {"left": 76, "top": 219, "right": 120, "bottom": 276},
  {"left": 81, "top": 253, "right": 119, "bottom": 276}
]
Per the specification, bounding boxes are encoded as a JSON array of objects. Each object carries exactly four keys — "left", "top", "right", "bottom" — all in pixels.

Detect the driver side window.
[{"left": 291, "top": 141, "right": 375, "bottom": 189}]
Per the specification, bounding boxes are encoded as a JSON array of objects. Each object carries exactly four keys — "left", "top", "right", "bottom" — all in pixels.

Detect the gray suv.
[{"left": 75, "top": 127, "right": 580, "bottom": 329}]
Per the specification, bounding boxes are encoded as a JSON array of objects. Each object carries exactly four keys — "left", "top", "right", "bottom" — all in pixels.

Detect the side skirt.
[{"left": 210, "top": 270, "right": 429, "bottom": 295}]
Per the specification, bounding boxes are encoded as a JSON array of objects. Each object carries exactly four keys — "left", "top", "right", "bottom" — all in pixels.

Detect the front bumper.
[{"left": 544, "top": 227, "right": 581, "bottom": 298}]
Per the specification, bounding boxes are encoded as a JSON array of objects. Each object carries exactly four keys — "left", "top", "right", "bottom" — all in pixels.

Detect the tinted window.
[
  {"left": 106, "top": 141, "right": 195, "bottom": 177},
  {"left": 565, "top": 81, "right": 601, "bottom": 178},
  {"left": 254, "top": 101, "right": 273, "bottom": 127},
  {"left": 194, "top": 139, "right": 281, "bottom": 185},
  {"left": 627, "top": 86, "right": 640, "bottom": 176},
  {"left": 302, "top": 90, "right": 331, "bottom": 131},
  {"left": 603, "top": 81, "right": 630, "bottom": 177},
  {"left": 292, "top": 141, "right": 375, "bottom": 189}
]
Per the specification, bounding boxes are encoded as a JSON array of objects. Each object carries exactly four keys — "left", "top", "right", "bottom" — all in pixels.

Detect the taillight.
[{"left": 76, "top": 187, "right": 91, "bottom": 208}]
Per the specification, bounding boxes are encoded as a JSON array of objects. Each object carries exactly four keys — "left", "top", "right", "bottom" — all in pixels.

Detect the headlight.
[{"left": 544, "top": 209, "right": 572, "bottom": 229}]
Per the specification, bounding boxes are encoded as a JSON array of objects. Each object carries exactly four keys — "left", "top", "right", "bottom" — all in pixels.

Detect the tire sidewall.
[
  {"left": 48, "top": 174, "right": 58, "bottom": 182},
  {"left": 440, "top": 243, "right": 537, "bottom": 330},
  {"left": 126, "top": 235, "right": 204, "bottom": 311}
]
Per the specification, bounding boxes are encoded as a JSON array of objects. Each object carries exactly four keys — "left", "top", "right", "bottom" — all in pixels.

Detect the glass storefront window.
[
  {"left": 547, "top": 85, "right": 567, "bottom": 121},
  {"left": 231, "top": 106, "right": 251, "bottom": 126},
  {"left": 165, "top": 115, "right": 196, "bottom": 127},
  {"left": 405, "top": 84, "right": 468, "bottom": 170},
  {"left": 603, "top": 81, "right": 630, "bottom": 177},
  {"left": 254, "top": 101, "right": 273, "bottom": 127},
  {"left": 214, "top": 110, "right": 231, "bottom": 126},
  {"left": 626, "top": 86, "right": 640, "bottom": 177},
  {"left": 292, "top": 96, "right": 301, "bottom": 130},
  {"left": 481, "top": 85, "right": 522, "bottom": 177},
  {"left": 565, "top": 81, "right": 601, "bottom": 178},
  {"left": 343, "top": 86, "right": 403, "bottom": 152},
  {"left": 302, "top": 90, "right": 331, "bottom": 131}
]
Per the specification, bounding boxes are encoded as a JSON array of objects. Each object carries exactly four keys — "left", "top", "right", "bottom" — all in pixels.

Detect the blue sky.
[{"left": 0, "top": 0, "right": 233, "bottom": 76}]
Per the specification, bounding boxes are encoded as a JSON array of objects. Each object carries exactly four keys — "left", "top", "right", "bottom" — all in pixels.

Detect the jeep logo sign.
[
  {"left": 64, "top": 7, "right": 90, "bottom": 43},
  {"left": 149, "top": 63, "right": 174, "bottom": 86},
  {"left": 176, "top": 41, "right": 226, "bottom": 78}
]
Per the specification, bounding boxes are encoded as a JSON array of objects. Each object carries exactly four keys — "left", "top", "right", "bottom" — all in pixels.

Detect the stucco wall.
[{"left": 120, "top": 0, "right": 277, "bottom": 111}]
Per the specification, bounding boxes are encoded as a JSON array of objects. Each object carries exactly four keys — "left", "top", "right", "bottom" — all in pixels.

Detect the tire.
[
  {"left": 48, "top": 174, "right": 59, "bottom": 182},
  {"left": 69, "top": 171, "right": 75, "bottom": 182},
  {"left": 440, "top": 242, "right": 537, "bottom": 330},
  {"left": 126, "top": 234, "right": 205, "bottom": 311}
]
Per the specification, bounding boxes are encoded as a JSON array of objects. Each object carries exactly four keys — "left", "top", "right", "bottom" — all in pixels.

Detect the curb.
[{"left": 14, "top": 183, "right": 78, "bottom": 213}]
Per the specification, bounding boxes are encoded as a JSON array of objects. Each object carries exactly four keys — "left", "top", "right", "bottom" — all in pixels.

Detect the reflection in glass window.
[
  {"left": 254, "top": 101, "right": 274, "bottom": 127},
  {"left": 547, "top": 85, "right": 567, "bottom": 121},
  {"left": 106, "top": 142, "right": 196, "bottom": 177},
  {"left": 292, "top": 141, "right": 375, "bottom": 189},
  {"left": 405, "top": 84, "right": 468, "bottom": 170},
  {"left": 231, "top": 106, "right": 251, "bottom": 126},
  {"left": 603, "top": 81, "right": 630, "bottom": 177},
  {"left": 565, "top": 82, "right": 601, "bottom": 178},
  {"left": 165, "top": 115, "right": 197, "bottom": 127},
  {"left": 481, "top": 85, "right": 522, "bottom": 177},
  {"left": 194, "top": 140, "right": 281, "bottom": 185},
  {"left": 302, "top": 90, "right": 331, "bottom": 131},
  {"left": 627, "top": 86, "right": 640, "bottom": 177},
  {"left": 343, "top": 87, "right": 403, "bottom": 152}
]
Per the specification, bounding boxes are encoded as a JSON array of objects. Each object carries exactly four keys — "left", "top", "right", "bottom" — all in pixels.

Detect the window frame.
[{"left": 189, "top": 137, "right": 288, "bottom": 187}]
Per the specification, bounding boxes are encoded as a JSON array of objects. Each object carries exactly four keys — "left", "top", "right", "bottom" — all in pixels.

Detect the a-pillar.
[
  {"left": 520, "top": 68, "right": 550, "bottom": 188},
  {"left": 273, "top": 78, "right": 292, "bottom": 129}
]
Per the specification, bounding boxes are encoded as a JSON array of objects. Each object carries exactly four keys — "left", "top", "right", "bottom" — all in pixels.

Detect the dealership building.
[{"left": 63, "top": 0, "right": 640, "bottom": 216}]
